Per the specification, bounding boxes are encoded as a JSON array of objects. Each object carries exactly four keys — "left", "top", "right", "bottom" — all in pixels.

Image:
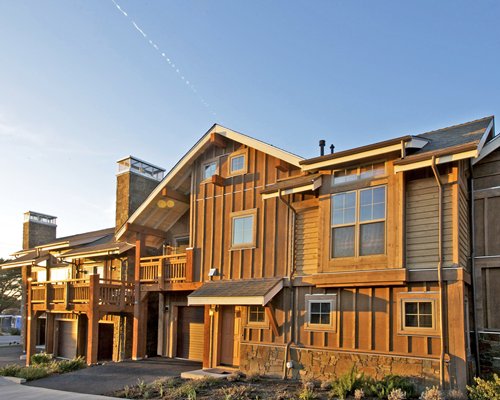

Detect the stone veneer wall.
[
  {"left": 240, "top": 343, "right": 441, "bottom": 388},
  {"left": 479, "top": 333, "right": 500, "bottom": 375}
]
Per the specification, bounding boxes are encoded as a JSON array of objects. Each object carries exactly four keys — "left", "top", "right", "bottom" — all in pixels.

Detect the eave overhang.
[{"left": 261, "top": 173, "right": 322, "bottom": 200}]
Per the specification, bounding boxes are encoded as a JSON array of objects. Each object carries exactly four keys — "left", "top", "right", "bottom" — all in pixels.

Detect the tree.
[{"left": 0, "top": 258, "right": 22, "bottom": 314}]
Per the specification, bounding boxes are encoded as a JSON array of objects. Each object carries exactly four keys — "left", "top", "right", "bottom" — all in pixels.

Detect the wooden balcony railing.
[
  {"left": 139, "top": 248, "right": 193, "bottom": 287},
  {"left": 29, "top": 277, "right": 135, "bottom": 311}
]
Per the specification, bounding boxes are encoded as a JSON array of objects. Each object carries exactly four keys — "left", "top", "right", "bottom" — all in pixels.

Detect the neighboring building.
[{"left": 3, "top": 119, "right": 500, "bottom": 390}]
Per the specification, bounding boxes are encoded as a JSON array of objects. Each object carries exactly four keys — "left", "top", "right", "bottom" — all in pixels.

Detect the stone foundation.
[
  {"left": 240, "top": 343, "right": 441, "bottom": 389},
  {"left": 479, "top": 332, "right": 500, "bottom": 375}
]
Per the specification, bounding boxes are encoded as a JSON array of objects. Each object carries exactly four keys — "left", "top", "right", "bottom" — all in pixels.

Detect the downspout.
[
  {"left": 468, "top": 160, "right": 481, "bottom": 374},
  {"left": 430, "top": 156, "right": 446, "bottom": 387},
  {"left": 278, "top": 189, "right": 297, "bottom": 379}
]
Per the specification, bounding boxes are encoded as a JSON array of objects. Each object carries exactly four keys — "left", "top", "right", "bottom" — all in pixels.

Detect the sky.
[{"left": 1, "top": 0, "right": 500, "bottom": 258}]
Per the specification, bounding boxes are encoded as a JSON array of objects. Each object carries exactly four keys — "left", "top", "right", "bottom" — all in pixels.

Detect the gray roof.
[
  {"left": 189, "top": 278, "right": 282, "bottom": 298},
  {"left": 411, "top": 116, "right": 493, "bottom": 156}
]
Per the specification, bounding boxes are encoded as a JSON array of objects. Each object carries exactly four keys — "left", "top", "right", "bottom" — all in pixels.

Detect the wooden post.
[
  {"left": 86, "top": 274, "right": 100, "bottom": 365},
  {"left": 203, "top": 305, "right": 211, "bottom": 368},
  {"left": 132, "top": 233, "right": 147, "bottom": 360},
  {"left": 64, "top": 281, "right": 70, "bottom": 309},
  {"left": 44, "top": 282, "right": 50, "bottom": 309},
  {"left": 25, "top": 281, "right": 36, "bottom": 366},
  {"left": 157, "top": 293, "right": 165, "bottom": 356},
  {"left": 158, "top": 258, "right": 164, "bottom": 290},
  {"left": 186, "top": 248, "right": 194, "bottom": 283},
  {"left": 21, "top": 265, "right": 31, "bottom": 352},
  {"left": 45, "top": 313, "right": 55, "bottom": 355}
]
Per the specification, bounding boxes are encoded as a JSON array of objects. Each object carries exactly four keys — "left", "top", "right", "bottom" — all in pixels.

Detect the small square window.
[
  {"left": 305, "top": 294, "right": 337, "bottom": 331},
  {"left": 202, "top": 161, "right": 217, "bottom": 180},
  {"left": 248, "top": 305, "right": 266, "bottom": 324},
  {"left": 397, "top": 292, "right": 439, "bottom": 336},
  {"left": 231, "top": 155, "right": 245, "bottom": 173}
]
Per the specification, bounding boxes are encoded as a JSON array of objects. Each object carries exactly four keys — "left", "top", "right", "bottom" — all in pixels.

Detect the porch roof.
[
  {"left": 187, "top": 278, "right": 283, "bottom": 306},
  {"left": 260, "top": 173, "right": 322, "bottom": 200}
]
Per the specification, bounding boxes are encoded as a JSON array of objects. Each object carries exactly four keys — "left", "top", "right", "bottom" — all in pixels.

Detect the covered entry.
[{"left": 177, "top": 306, "right": 204, "bottom": 361}]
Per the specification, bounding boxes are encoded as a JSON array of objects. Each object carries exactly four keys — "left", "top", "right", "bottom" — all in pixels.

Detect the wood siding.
[{"left": 295, "top": 200, "right": 319, "bottom": 276}]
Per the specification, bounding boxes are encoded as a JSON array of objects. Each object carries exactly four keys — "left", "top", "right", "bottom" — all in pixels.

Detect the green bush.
[
  {"left": 467, "top": 374, "right": 500, "bottom": 400},
  {"left": 16, "top": 366, "right": 50, "bottom": 381},
  {"left": 53, "top": 356, "right": 86, "bottom": 373},
  {"left": 31, "top": 352, "right": 52, "bottom": 365},
  {"left": 330, "top": 367, "right": 365, "bottom": 400},
  {"left": 0, "top": 364, "right": 22, "bottom": 377},
  {"left": 366, "top": 375, "right": 416, "bottom": 399},
  {"left": 9, "top": 328, "right": 21, "bottom": 335}
]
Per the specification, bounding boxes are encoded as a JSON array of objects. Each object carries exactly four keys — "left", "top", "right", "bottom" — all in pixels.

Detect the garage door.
[
  {"left": 57, "top": 320, "right": 77, "bottom": 359},
  {"left": 177, "top": 306, "right": 204, "bottom": 361}
]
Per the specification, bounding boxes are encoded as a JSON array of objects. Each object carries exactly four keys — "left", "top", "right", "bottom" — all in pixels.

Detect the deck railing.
[
  {"left": 29, "top": 277, "right": 135, "bottom": 310},
  {"left": 139, "top": 248, "right": 193, "bottom": 286}
]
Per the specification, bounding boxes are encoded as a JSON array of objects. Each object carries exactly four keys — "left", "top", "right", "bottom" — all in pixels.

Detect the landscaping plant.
[
  {"left": 466, "top": 373, "right": 500, "bottom": 400},
  {"left": 419, "top": 386, "right": 444, "bottom": 400}
]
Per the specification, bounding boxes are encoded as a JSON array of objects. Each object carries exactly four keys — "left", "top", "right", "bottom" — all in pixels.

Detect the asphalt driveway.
[{"left": 25, "top": 357, "right": 202, "bottom": 396}]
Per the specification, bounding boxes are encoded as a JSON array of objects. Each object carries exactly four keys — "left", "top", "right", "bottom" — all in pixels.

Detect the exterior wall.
[
  {"left": 473, "top": 148, "right": 500, "bottom": 375},
  {"left": 191, "top": 140, "right": 300, "bottom": 283}
]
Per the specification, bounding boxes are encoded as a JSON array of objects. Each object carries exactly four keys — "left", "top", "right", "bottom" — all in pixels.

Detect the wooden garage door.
[
  {"left": 177, "top": 306, "right": 204, "bottom": 361},
  {"left": 57, "top": 320, "right": 77, "bottom": 359}
]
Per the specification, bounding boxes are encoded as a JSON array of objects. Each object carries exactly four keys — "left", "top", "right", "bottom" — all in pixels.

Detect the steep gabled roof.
[{"left": 116, "top": 124, "right": 304, "bottom": 240}]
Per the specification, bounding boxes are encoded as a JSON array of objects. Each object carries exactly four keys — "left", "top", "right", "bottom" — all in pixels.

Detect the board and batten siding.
[
  {"left": 406, "top": 177, "right": 453, "bottom": 269},
  {"left": 294, "top": 199, "right": 319, "bottom": 276}
]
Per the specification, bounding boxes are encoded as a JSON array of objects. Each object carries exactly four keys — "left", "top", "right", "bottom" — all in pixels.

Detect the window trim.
[
  {"left": 305, "top": 294, "right": 337, "bottom": 332},
  {"left": 397, "top": 292, "right": 440, "bottom": 336},
  {"left": 332, "top": 161, "right": 386, "bottom": 186},
  {"left": 228, "top": 149, "right": 248, "bottom": 177},
  {"left": 230, "top": 209, "right": 258, "bottom": 250},
  {"left": 201, "top": 158, "right": 219, "bottom": 182},
  {"left": 330, "top": 185, "right": 387, "bottom": 259}
]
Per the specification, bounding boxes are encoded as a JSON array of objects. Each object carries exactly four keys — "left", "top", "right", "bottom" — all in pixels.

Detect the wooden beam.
[
  {"left": 185, "top": 248, "right": 194, "bottom": 283},
  {"left": 211, "top": 174, "right": 225, "bottom": 187},
  {"left": 126, "top": 222, "right": 168, "bottom": 239},
  {"left": 265, "top": 305, "right": 279, "bottom": 337},
  {"left": 132, "top": 233, "right": 146, "bottom": 360},
  {"left": 203, "top": 305, "right": 211, "bottom": 368},
  {"left": 210, "top": 132, "right": 226, "bottom": 148},
  {"left": 86, "top": 274, "right": 100, "bottom": 365},
  {"left": 275, "top": 159, "right": 291, "bottom": 172},
  {"left": 161, "top": 187, "right": 190, "bottom": 204}
]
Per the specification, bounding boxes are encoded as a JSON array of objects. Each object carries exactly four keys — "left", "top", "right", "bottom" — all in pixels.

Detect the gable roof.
[{"left": 116, "top": 124, "right": 304, "bottom": 240}]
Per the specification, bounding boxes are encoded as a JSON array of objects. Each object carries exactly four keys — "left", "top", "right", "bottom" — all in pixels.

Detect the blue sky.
[{"left": 1, "top": 0, "right": 499, "bottom": 257}]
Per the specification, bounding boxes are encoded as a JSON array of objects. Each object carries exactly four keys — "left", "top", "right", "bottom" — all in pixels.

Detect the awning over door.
[{"left": 187, "top": 278, "right": 283, "bottom": 306}]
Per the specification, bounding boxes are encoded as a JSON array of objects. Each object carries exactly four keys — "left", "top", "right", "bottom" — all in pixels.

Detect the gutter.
[
  {"left": 430, "top": 156, "right": 446, "bottom": 388},
  {"left": 278, "top": 189, "right": 297, "bottom": 379}
]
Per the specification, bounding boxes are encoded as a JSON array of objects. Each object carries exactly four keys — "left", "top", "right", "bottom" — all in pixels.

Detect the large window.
[
  {"left": 305, "top": 294, "right": 337, "bottom": 331},
  {"left": 331, "top": 186, "right": 386, "bottom": 258},
  {"left": 231, "top": 209, "right": 257, "bottom": 249}
]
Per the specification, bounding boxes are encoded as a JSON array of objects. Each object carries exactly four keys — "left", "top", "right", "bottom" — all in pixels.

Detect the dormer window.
[
  {"left": 228, "top": 149, "right": 248, "bottom": 176},
  {"left": 333, "top": 162, "right": 385, "bottom": 185}
]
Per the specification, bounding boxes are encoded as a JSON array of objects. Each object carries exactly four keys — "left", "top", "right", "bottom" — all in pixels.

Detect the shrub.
[
  {"left": 31, "top": 352, "right": 52, "bottom": 365},
  {"left": 354, "top": 388, "right": 365, "bottom": 400},
  {"left": 9, "top": 328, "right": 20, "bottom": 335},
  {"left": 367, "top": 375, "right": 416, "bottom": 399},
  {"left": 445, "top": 389, "right": 466, "bottom": 400},
  {"left": 330, "top": 367, "right": 365, "bottom": 400},
  {"left": 388, "top": 388, "right": 407, "bottom": 400},
  {"left": 221, "top": 385, "right": 251, "bottom": 400},
  {"left": 16, "top": 366, "right": 50, "bottom": 381},
  {"left": 53, "top": 356, "right": 86, "bottom": 373},
  {"left": 0, "top": 364, "right": 22, "bottom": 377},
  {"left": 467, "top": 374, "right": 500, "bottom": 400},
  {"left": 420, "top": 386, "right": 444, "bottom": 400}
]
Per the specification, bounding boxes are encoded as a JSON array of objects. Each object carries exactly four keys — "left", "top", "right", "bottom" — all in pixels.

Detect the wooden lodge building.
[{"left": 4, "top": 117, "right": 500, "bottom": 390}]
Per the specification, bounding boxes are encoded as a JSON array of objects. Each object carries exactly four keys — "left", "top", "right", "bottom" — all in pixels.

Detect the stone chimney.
[
  {"left": 115, "top": 156, "right": 165, "bottom": 231},
  {"left": 23, "top": 211, "right": 57, "bottom": 250}
]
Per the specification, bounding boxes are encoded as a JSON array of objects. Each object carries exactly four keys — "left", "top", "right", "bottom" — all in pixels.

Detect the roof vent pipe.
[
  {"left": 330, "top": 144, "right": 335, "bottom": 154},
  {"left": 319, "top": 140, "right": 326, "bottom": 156}
]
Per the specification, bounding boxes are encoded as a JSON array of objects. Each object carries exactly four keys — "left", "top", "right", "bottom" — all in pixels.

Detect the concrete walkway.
[
  {"left": 0, "top": 377, "right": 112, "bottom": 399},
  {"left": 0, "top": 335, "right": 21, "bottom": 346},
  {"left": 26, "top": 357, "right": 202, "bottom": 396}
]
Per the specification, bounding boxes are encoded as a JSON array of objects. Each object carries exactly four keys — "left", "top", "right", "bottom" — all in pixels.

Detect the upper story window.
[
  {"left": 202, "top": 161, "right": 217, "bottom": 181},
  {"left": 231, "top": 209, "right": 257, "bottom": 249},
  {"left": 333, "top": 162, "right": 385, "bottom": 185},
  {"left": 331, "top": 185, "right": 386, "bottom": 258},
  {"left": 228, "top": 150, "right": 248, "bottom": 176}
]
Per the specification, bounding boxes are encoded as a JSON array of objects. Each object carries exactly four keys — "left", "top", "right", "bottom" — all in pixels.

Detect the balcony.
[
  {"left": 29, "top": 275, "right": 134, "bottom": 313},
  {"left": 139, "top": 248, "right": 195, "bottom": 290}
]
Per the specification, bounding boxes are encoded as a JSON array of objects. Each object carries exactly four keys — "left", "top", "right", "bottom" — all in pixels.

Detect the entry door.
[
  {"left": 177, "top": 306, "right": 205, "bottom": 361},
  {"left": 98, "top": 323, "right": 114, "bottom": 361},
  {"left": 57, "top": 320, "right": 77, "bottom": 359},
  {"left": 219, "top": 306, "right": 240, "bottom": 367}
]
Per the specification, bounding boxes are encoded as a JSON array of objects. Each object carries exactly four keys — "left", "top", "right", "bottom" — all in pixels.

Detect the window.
[
  {"left": 397, "top": 292, "right": 439, "bottom": 336},
  {"left": 248, "top": 306, "right": 265, "bottom": 323},
  {"left": 305, "top": 294, "right": 337, "bottom": 331},
  {"left": 202, "top": 161, "right": 217, "bottom": 181},
  {"left": 231, "top": 209, "right": 257, "bottom": 248},
  {"left": 331, "top": 186, "right": 386, "bottom": 258},
  {"left": 228, "top": 150, "right": 247, "bottom": 176},
  {"left": 333, "top": 162, "right": 385, "bottom": 185}
]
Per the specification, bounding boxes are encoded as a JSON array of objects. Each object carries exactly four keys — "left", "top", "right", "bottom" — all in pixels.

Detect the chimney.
[
  {"left": 319, "top": 140, "right": 326, "bottom": 156},
  {"left": 23, "top": 211, "right": 57, "bottom": 250},
  {"left": 330, "top": 144, "right": 335, "bottom": 154},
  {"left": 115, "top": 156, "right": 165, "bottom": 231}
]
